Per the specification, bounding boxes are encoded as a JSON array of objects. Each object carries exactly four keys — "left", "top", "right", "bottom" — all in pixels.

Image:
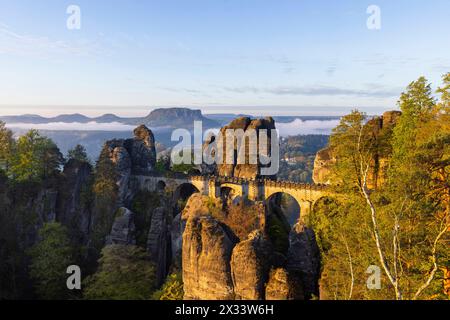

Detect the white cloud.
[
  {"left": 0, "top": 23, "right": 102, "bottom": 57},
  {"left": 276, "top": 119, "right": 340, "bottom": 136}
]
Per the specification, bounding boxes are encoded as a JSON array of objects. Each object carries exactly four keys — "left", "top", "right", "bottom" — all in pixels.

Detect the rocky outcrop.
[
  {"left": 147, "top": 207, "right": 171, "bottom": 286},
  {"left": 230, "top": 230, "right": 272, "bottom": 300},
  {"left": 127, "top": 125, "right": 157, "bottom": 174},
  {"left": 287, "top": 222, "right": 321, "bottom": 299},
  {"left": 171, "top": 212, "right": 184, "bottom": 262},
  {"left": 312, "top": 148, "right": 335, "bottom": 185},
  {"left": 203, "top": 116, "right": 276, "bottom": 179},
  {"left": 265, "top": 268, "right": 304, "bottom": 300},
  {"left": 56, "top": 159, "right": 93, "bottom": 244},
  {"left": 106, "top": 207, "right": 136, "bottom": 245},
  {"left": 313, "top": 111, "right": 401, "bottom": 189},
  {"left": 182, "top": 215, "right": 237, "bottom": 300},
  {"left": 181, "top": 195, "right": 314, "bottom": 300},
  {"left": 102, "top": 125, "right": 156, "bottom": 205}
]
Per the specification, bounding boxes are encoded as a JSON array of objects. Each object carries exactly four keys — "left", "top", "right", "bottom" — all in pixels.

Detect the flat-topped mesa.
[
  {"left": 204, "top": 116, "right": 277, "bottom": 180},
  {"left": 312, "top": 110, "right": 402, "bottom": 188}
]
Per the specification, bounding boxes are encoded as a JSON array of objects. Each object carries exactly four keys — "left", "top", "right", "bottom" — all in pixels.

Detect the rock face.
[
  {"left": 287, "top": 222, "right": 321, "bottom": 299},
  {"left": 230, "top": 230, "right": 272, "bottom": 300},
  {"left": 183, "top": 215, "right": 237, "bottom": 300},
  {"left": 313, "top": 111, "right": 401, "bottom": 189},
  {"left": 181, "top": 195, "right": 314, "bottom": 300},
  {"left": 128, "top": 125, "right": 157, "bottom": 174},
  {"left": 312, "top": 148, "right": 335, "bottom": 185},
  {"left": 147, "top": 207, "right": 171, "bottom": 286},
  {"left": 102, "top": 125, "right": 156, "bottom": 205},
  {"left": 265, "top": 268, "right": 304, "bottom": 300},
  {"left": 204, "top": 116, "right": 276, "bottom": 179},
  {"left": 56, "top": 159, "right": 93, "bottom": 244},
  {"left": 106, "top": 207, "right": 136, "bottom": 245},
  {"left": 171, "top": 212, "right": 184, "bottom": 262}
]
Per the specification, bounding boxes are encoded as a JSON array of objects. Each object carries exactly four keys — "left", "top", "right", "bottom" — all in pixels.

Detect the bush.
[
  {"left": 152, "top": 272, "right": 184, "bottom": 300},
  {"left": 83, "top": 245, "right": 156, "bottom": 300}
]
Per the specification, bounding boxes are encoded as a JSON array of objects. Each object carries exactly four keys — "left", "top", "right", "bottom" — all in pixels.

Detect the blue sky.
[{"left": 0, "top": 0, "right": 449, "bottom": 116}]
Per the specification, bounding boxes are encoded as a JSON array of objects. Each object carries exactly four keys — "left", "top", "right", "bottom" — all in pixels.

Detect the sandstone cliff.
[
  {"left": 102, "top": 125, "right": 156, "bottom": 205},
  {"left": 313, "top": 111, "right": 401, "bottom": 188},
  {"left": 203, "top": 116, "right": 276, "bottom": 179},
  {"left": 181, "top": 194, "right": 314, "bottom": 300}
]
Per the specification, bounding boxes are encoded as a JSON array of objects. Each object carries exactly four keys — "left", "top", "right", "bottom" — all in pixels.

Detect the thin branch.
[
  {"left": 412, "top": 216, "right": 449, "bottom": 300},
  {"left": 342, "top": 236, "right": 354, "bottom": 300}
]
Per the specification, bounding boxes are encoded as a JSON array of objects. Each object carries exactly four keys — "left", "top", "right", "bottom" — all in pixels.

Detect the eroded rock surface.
[
  {"left": 147, "top": 207, "right": 171, "bottom": 286},
  {"left": 182, "top": 215, "right": 237, "bottom": 300},
  {"left": 106, "top": 207, "right": 136, "bottom": 245},
  {"left": 313, "top": 110, "right": 401, "bottom": 189},
  {"left": 203, "top": 116, "right": 276, "bottom": 179},
  {"left": 230, "top": 230, "right": 272, "bottom": 300},
  {"left": 287, "top": 222, "right": 321, "bottom": 299},
  {"left": 265, "top": 268, "right": 304, "bottom": 300}
]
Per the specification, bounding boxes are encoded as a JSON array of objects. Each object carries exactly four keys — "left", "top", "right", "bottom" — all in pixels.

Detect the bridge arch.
[
  {"left": 266, "top": 192, "right": 302, "bottom": 226},
  {"left": 156, "top": 180, "right": 166, "bottom": 192},
  {"left": 219, "top": 183, "right": 244, "bottom": 199},
  {"left": 174, "top": 183, "right": 200, "bottom": 203}
]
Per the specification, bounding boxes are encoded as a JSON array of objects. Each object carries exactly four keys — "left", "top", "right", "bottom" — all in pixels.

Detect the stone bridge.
[{"left": 131, "top": 175, "right": 334, "bottom": 220}]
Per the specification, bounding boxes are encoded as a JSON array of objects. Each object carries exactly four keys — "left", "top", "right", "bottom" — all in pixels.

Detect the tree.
[
  {"left": 67, "top": 144, "right": 90, "bottom": 163},
  {"left": 0, "top": 121, "right": 14, "bottom": 172},
  {"left": 28, "top": 223, "right": 74, "bottom": 300},
  {"left": 9, "top": 130, "right": 64, "bottom": 182},
  {"left": 314, "top": 76, "right": 450, "bottom": 300},
  {"left": 83, "top": 245, "right": 156, "bottom": 300},
  {"left": 152, "top": 272, "right": 184, "bottom": 300}
]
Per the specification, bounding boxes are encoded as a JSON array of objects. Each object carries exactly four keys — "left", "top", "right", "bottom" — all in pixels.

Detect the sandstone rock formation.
[
  {"left": 203, "top": 116, "right": 276, "bottom": 179},
  {"left": 230, "top": 230, "right": 272, "bottom": 300},
  {"left": 102, "top": 125, "right": 156, "bottom": 205},
  {"left": 265, "top": 268, "right": 304, "bottom": 300},
  {"left": 106, "top": 207, "right": 136, "bottom": 245},
  {"left": 147, "top": 207, "right": 171, "bottom": 286},
  {"left": 287, "top": 222, "right": 321, "bottom": 299},
  {"left": 56, "top": 159, "right": 93, "bottom": 244},
  {"left": 313, "top": 111, "right": 401, "bottom": 189},
  {"left": 180, "top": 194, "right": 314, "bottom": 300},
  {"left": 183, "top": 215, "right": 237, "bottom": 300}
]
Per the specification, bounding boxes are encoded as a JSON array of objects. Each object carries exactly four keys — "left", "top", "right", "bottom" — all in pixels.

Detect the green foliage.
[
  {"left": 91, "top": 146, "right": 119, "bottom": 251},
  {"left": 152, "top": 272, "right": 184, "bottom": 300},
  {"left": 0, "top": 121, "right": 14, "bottom": 172},
  {"left": 67, "top": 144, "right": 90, "bottom": 164},
  {"left": 83, "top": 245, "right": 156, "bottom": 300},
  {"left": 9, "top": 130, "right": 64, "bottom": 183},
  {"left": 313, "top": 74, "right": 450, "bottom": 300},
  {"left": 28, "top": 223, "right": 74, "bottom": 300},
  {"left": 266, "top": 214, "right": 289, "bottom": 255},
  {"left": 130, "top": 191, "right": 162, "bottom": 247}
]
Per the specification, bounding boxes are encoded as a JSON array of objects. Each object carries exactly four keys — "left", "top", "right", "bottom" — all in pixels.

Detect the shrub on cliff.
[
  {"left": 28, "top": 223, "right": 75, "bottom": 300},
  {"left": 152, "top": 272, "right": 184, "bottom": 300},
  {"left": 83, "top": 245, "right": 156, "bottom": 300}
]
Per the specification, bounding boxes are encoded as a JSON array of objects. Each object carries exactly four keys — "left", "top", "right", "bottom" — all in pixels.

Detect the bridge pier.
[{"left": 298, "top": 200, "right": 312, "bottom": 223}]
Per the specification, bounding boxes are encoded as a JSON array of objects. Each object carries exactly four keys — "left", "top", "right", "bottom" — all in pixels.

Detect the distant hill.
[
  {"left": 0, "top": 108, "right": 220, "bottom": 129},
  {"left": 140, "top": 108, "right": 218, "bottom": 128}
]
